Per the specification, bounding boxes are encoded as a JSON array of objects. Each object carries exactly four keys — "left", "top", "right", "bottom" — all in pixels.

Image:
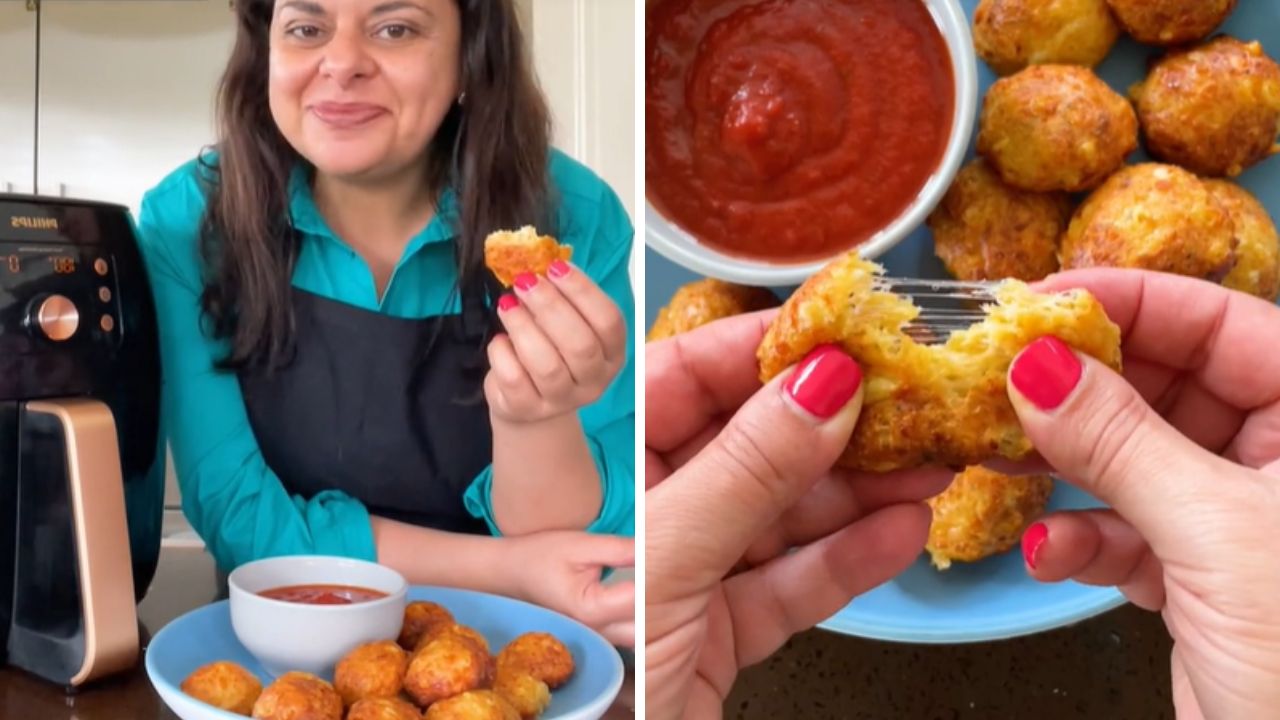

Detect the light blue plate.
[
  {"left": 145, "top": 586, "right": 624, "bottom": 720},
  {"left": 644, "top": 0, "right": 1280, "bottom": 643}
]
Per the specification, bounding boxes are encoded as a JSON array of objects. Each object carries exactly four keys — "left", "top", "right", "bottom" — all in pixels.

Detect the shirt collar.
[{"left": 286, "top": 162, "right": 459, "bottom": 252}]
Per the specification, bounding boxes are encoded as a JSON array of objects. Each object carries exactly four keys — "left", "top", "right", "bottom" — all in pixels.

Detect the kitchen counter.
[
  {"left": 0, "top": 544, "right": 635, "bottom": 719},
  {"left": 727, "top": 604, "right": 1174, "bottom": 719}
]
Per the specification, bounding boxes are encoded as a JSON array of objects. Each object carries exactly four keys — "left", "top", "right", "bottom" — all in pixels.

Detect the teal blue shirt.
[{"left": 135, "top": 149, "right": 635, "bottom": 572}]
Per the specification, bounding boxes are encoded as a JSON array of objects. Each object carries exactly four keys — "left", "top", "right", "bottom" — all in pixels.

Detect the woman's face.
[{"left": 268, "top": 0, "right": 461, "bottom": 182}]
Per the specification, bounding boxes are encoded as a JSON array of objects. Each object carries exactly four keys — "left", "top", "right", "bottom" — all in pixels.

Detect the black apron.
[{"left": 237, "top": 282, "right": 493, "bottom": 535}]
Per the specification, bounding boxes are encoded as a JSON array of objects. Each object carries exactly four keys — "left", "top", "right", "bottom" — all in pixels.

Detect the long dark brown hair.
[{"left": 198, "top": 0, "right": 552, "bottom": 370}]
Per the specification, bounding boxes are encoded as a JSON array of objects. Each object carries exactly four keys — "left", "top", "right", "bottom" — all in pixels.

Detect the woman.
[
  {"left": 646, "top": 270, "right": 1280, "bottom": 717},
  {"left": 137, "top": 0, "right": 634, "bottom": 643}
]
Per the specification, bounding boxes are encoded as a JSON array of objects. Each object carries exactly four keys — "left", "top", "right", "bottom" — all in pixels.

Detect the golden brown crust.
[
  {"left": 978, "top": 64, "right": 1137, "bottom": 193},
  {"left": 646, "top": 279, "right": 778, "bottom": 341},
  {"left": 181, "top": 660, "right": 263, "bottom": 716},
  {"left": 403, "top": 636, "right": 488, "bottom": 708},
  {"left": 1060, "top": 163, "right": 1237, "bottom": 281},
  {"left": 251, "top": 671, "right": 343, "bottom": 720},
  {"left": 1104, "top": 0, "right": 1236, "bottom": 46},
  {"left": 347, "top": 696, "right": 424, "bottom": 720},
  {"left": 928, "top": 159, "right": 1070, "bottom": 282},
  {"left": 483, "top": 226, "right": 573, "bottom": 288},
  {"left": 334, "top": 640, "right": 409, "bottom": 707},
  {"left": 1132, "top": 36, "right": 1280, "bottom": 178},
  {"left": 495, "top": 633, "right": 574, "bottom": 690},
  {"left": 926, "top": 467, "right": 1054, "bottom": 569},
  {"left": 398, "top": 602, "right": 456, "bottom": 651},
  {"left": 415, "top": 623, "right": 492, "bottom": 655},
  {"left": 423, "top": 690, "right": 520, "bottom": 720},
  {"left": 756, "top": 253, "right": 1121, "bottom": 472},
  {"left": 1206, "top": 180, "right": 1280, "bottom": 300},
  {"left": 973, "top": 0, "right": 1121, "bottom": 75},
  {"left": 492, "top": 668, "right": 551, "bottom": 720}
]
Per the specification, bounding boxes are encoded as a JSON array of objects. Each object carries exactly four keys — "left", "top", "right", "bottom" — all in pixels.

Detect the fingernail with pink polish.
[
  {"left": 514, "top": 273, "right": 538, "bottom": 292},
  {"left": 1022, "top": 522, "right": 1048, "bottom": 570},
  {"left": 497, "top": 294, "right": 519, "bottom": 312},
  {"left": 548, "top": 260, "right": 571, "bottom": 279},
  {"left": 783, "top": 344, "right": 863, "bottom": 420},
  {"left": 1009, "top": 336, "right": 1083, "bottom": 412}
]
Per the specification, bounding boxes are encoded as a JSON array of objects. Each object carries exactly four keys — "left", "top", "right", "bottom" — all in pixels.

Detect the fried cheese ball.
[
  {"left": 647, "top": 278, "right": 778, "bottom": 341},
  {"left": 978, "top": 65, "right": 1137, "bottom": 193},
  {"left": 1060, "top": 164, "right": 1237, "bottom": 281},
  {"left": 928, "top": 159, "right": 1070, "bottom": 282},
  {"left": 1206, "top": 180, "right": 1280, "bottom": 300},
  {"left": 415, "top": 623, "right": 492, "bottom": 655},
  {"left": 398, "top": 601, "right": 456, "bottom": 651},
  {"left": 181, "top": 660, "right": 263, "bottom": 716},
  {"left": 1131, "top": 37, "right": 1280, "bottom": 178},
  {"left": 423, "top": 690, "right": 520, "bottom": 720},
  {"left": 495, "top": 633, "right": 574, "bottom": 690},
  {"left": 403, "top": 635, "right": 488, "bottom": 707},
  {"left": 926, "top": 466, "right": 1055, "bottom": 570},
  {"left": 483, "top": 226, "right": 573, "bottom": 288},
  {"left": 756, "top": 253, "right": 1122, "bottom": 472},
  {"left": 251, "top": 671, "right": 343, "bottom": 720},
  {"left": 973, "top": 0, "right": 1121, "bottom": 75},
  {"left": 334, "top": 640, "right": 409, "bottom": 707},
  {"left": 493, "top": 669, "right": 551, "bottom": 720},
  {"left": 1104, "top": 0, "right": 1236, "bottom": 46},
  {"left": 347, "top": 697, "right": 425, "bottom": 720}
]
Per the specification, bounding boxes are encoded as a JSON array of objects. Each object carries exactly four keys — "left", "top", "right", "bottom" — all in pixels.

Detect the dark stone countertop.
[{"left": 728, "top": 604, "right": 1174, "bottom": 719}]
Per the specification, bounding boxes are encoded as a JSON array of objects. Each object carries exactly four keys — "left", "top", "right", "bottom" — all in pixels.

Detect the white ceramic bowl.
[
  {"left": 644, "top": 0, "right": 979, "bottom": 287},
  {"left": 227, "top": 555, "right": 407, "bottom": 678}
]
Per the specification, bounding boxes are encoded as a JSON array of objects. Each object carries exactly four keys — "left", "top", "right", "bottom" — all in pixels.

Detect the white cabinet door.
[
  {"left": 0, "top": 3, "right": 37, "bottom": 195},
  {"left": 36, "top": 0, "right": 235, "bottom": 217},
  {"left": 530, "top": 0, "right": 637, "bottom": 221}
]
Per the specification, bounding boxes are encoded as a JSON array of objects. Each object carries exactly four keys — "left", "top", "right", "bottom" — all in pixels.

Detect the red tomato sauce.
[
  {"left": 259, "top": 584, "right": 388, "bottom": 605},
  {"left": 646, "top": 0, "right": 956, "bottom": 261}
]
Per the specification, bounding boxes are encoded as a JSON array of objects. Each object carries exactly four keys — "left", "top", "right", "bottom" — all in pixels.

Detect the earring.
[{"left": 458, "top": 92, "right": 466, "bottom": 106}]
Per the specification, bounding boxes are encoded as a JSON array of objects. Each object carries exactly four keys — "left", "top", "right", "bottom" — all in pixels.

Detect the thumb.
[
  {"left": 1007, "top": 336, "right": 1219, "bottom": 548},
  {"left": 648, "top": 344, "right": 864, "bottom": 584}
]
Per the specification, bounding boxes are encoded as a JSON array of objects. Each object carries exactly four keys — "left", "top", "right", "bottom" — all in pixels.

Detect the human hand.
[
  {"left": 645, "top": 312, "right": 952, "bottom": 720},
  {"left": 506, "top": 529, "right": 635, "bottom": 648},
  {"left": 1002, "top": 269, "right": 1280, "bottom": 718},
  {"left": 486, "top": 261, "right": 626, "bottom": 424}
]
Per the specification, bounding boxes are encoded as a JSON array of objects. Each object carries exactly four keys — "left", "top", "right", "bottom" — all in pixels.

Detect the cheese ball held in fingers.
[
  {"left": 484, "top": 226, "right": 573, "bottom": 288},
  {"left": 978, "top": 65, "right": 1137, "bottom": 193},
  {"left": 973, "top": 0, "right": 1121, "bottom": 75},
  {"left": 1132, "top": 36, "right": 1280, "bottom": 178},
  {"left": 928, "top": 158, "right": 1070, "bottom": 282}
]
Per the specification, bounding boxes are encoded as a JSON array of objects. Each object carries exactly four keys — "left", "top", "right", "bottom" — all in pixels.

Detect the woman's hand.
[
  {"left": 505, "top": 529, "right": 635, "bottom": 648},
  {"left": 487, "top": 261, "right": 626, "bottom": 424},
  {"left": 1002, "top": 269, "right": 1280, "bottom": 718},
  {"left": 645, "top": 313, "right": 952, "bottom": 720}
]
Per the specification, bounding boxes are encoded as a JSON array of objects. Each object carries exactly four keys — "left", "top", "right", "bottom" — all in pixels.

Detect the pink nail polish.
[
  {"left": 1022, "top": 522, "right": 1048, "bottom": 570},
  {"left": 497, "top": 294, "right": 519, "bottom": 312},
  {"left": 1009, "top": 336, "right": 1083, "bottom": 411},
  {"left": 548, "top": 260, "right": 571, "bottom": 278},
  {"left": 782, "top": 345, "right": 863, "bottom": 420},
  {"left": 514, "top": 273, "right": 538, "bottom": 291}
]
